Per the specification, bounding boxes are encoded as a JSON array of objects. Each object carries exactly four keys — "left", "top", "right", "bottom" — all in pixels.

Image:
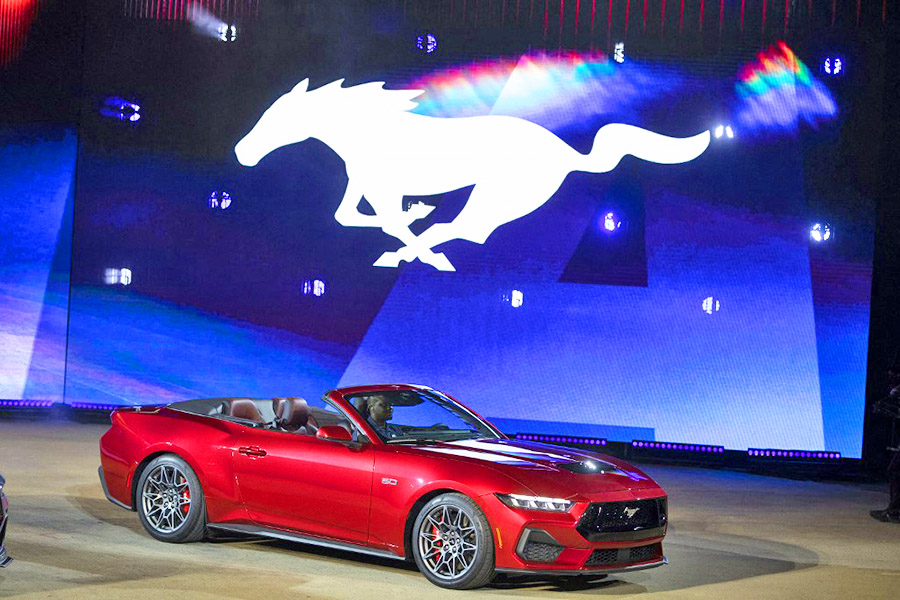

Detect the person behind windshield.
[{"left": 365, "top": 394, "right": 406, "bottom": 440}]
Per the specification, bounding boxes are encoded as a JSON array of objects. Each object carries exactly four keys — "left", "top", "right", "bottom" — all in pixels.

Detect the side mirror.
[{"left": 316, "top": 425, "right": 353, "bottom": 442}]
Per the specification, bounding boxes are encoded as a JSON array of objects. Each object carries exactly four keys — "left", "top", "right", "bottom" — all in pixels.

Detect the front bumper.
[
  {"left": 496, "top": 556, "right": 668, "bottom": 577},
  {"left": 1, "top": 488, "right": 11, "bottom": 567},
  {"left": 485, "top": 491, "right": 668, "bottom": 574}
]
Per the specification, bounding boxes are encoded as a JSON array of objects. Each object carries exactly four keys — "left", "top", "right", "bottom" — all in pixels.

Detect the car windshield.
[{"left": 347, "top": 389, "right": 500, "bottom": 443}]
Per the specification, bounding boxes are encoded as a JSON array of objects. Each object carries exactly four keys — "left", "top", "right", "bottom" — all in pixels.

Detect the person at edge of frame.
[{"left": 870, "top": 349, "right": 900, "bottom": 523}]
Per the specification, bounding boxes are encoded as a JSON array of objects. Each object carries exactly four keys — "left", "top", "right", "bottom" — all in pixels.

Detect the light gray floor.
[{"left": 0, "top": 421, "right": 896, "bottom": 599}]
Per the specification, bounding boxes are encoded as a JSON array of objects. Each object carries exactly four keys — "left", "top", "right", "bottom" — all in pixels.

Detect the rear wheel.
[
  {"left": 136, "top": 454, "right": 206, "bottom": 543},
  {"left": 411, "top": 493, "right": 495, "bottom": 589}
]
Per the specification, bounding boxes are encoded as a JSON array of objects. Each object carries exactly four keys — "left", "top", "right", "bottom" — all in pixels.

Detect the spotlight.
[
  {"left": 714, "top": 124, "right": 735, "bottom": 139},
  {"left": 613, "top": 42, "right": 625, "bottom": 64},
  {"left": 208, "top": 191, "right": 232, "bottom": 210},
  {"left": 511, "top": 289, "right": 523, "bottom": 308},
  {"left": 600, "top": 211, "right": 623, "bottom": 234},
  {"left": 218, "top": 23, "right": 237, "bottom": 42},
  {"left": 809, "top": 222, "right": 832, "bottom": 243},
  {"left": 702, "top": 296, "right": 720, "bottom": 315},
  {"left": 302, "top": 279, "right": 326, "bottom": 297},
  {"left": 104, "top": 268, "right": 132, "bottom": 286},
  {"left": 823, "top": 56, "right": 843, "bottom": 76},
  {"left": 502, "top": 289, "right": 524, "bottom": 308},
  {"left": 100, "top": 97, "right": 140, "bottom": 123},
  {"left": 415, "top": 32, "right": 438, "bottom": 54}
]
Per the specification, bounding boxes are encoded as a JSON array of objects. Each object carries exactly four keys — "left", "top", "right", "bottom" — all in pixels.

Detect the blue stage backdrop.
[{"left": 0, "top": 6, "right": 877, "bottom": 458}]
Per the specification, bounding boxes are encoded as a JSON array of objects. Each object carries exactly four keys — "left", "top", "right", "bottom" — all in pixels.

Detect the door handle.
[{"left": 238, "top": 446, "right": 267, "bottom": 457}]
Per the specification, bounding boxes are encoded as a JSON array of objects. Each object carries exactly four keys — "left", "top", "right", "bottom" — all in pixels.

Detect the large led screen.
[{"left": 21, "top": 4, "right": 875, "bottom": 458}]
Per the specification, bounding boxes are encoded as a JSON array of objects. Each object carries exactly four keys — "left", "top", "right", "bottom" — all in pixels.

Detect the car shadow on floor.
[{"left": 65, "top": 485, "right": 146, "bottom": 537}]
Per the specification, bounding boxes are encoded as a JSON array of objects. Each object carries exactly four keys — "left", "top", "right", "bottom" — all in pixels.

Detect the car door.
[{"left": 232, "top": 426, "right": 375, "bottom": 544}]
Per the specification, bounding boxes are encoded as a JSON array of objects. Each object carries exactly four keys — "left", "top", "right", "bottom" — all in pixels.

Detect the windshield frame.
[{"left": 337, "top": 387, "right": 504, "bottom": 444}]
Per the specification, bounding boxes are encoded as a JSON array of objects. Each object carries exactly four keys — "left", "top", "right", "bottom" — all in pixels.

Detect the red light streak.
[
  {"left": 0, "top": 0, "right": 39, "bottom": 68},
  {"left": 719, "top": 0, "right": 724, "bottom": 33},
  {"left": 679, "top": 0, "right": 684, "bottom": 33},
  {"left": 761, "top": 0, "right": 766, "bottom": 34},
  {"left": 544, "top": 0, "right": 549, "bottom": 37},
  {"left": 784, "top": 0, "right": 789, "bottom": 34},
  {"left": 643, "top": 0, "right": 647, "bottom": 30},
  {"left": 699, "top": 0, "right": 704, "bottom": 31},
  {"left": 607, "top": 0, "right": 613, "bottom": 40},
  {"left": 575, "top": 0, "right": 581, "bottom": 34},
  {"left": 740, "top": 0, "right": 745, "bottom": 31},
  {"left": 559, "top": 0, "right": 565, "bottom": 43},
  {"left": 661, "top": 0, "right": 666, "bottom": 33}
]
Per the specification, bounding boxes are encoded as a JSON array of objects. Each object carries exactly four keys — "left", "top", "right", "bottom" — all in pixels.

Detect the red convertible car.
[{"left": 99, "top": 385, "right": 668, "bottom": 589}]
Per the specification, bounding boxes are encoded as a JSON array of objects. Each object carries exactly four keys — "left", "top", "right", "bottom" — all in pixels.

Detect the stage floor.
[{"left": 0, "top": 421, "right": 896, "bottom": 599}]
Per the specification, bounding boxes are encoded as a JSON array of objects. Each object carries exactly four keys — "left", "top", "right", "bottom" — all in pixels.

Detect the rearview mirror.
[{"left": 316, "top": 425, "right": 353, "bottom": 442}]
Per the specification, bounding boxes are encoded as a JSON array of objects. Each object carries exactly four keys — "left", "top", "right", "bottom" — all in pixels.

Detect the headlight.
[{"left": 495, "top": 493, "right": 574, "bottom": 512}]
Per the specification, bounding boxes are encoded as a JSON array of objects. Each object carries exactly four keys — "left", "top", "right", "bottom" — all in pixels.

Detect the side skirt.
[{"left": 208, "top": 523, "right": 406, "bottom": 562}]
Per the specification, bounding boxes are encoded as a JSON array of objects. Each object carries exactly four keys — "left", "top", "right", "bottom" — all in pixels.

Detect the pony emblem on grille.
[{"left": 623, "top": 506, "right": 641, "bottom": 519}]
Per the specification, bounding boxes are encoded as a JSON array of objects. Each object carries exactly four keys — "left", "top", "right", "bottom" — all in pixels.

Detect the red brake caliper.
[
  {"left": 181, "top": 477, "right": 190, "bottom": 515},
  {"left": 431, "top": 514, "right": 443, "bottom": 562}
]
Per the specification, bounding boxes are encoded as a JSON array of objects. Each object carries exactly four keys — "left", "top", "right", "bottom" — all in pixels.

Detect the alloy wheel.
[
  {"left": 416, "top": 504, "right": 479, "bottom": 580},
  {"left": 140, "top": 464, "right": 192, "bottom": 533}
]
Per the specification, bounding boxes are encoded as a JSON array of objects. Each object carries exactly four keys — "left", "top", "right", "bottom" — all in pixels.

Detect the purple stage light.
[
  {"left": 632, "top": 439, "right": 724, "bottom": 455},
  {"left": 748, "top": 448, "right": 841, "bottom": 461}
]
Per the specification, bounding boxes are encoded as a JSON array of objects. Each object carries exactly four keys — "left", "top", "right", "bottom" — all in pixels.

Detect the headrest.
[
  {"left": 229, "top": 399, "right": 264, "bottom": 422},
  {"left": 352, "top": 396, "right": 369, "bottom": 417},
  {"left": 274, "top": 397, "right": 309, "bottom": 431}
]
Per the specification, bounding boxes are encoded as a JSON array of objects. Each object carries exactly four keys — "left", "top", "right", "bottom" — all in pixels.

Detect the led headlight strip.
[{"left": 495, "top": 493, "right": 574, "bottom": 512}]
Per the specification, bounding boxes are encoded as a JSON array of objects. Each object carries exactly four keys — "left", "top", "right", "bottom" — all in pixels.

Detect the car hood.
[{"left": 408, "top": 438, "right": 660, "bottom": 496}]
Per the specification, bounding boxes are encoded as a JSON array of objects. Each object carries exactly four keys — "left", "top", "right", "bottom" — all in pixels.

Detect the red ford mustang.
[{"left": 99, "top": 384, "right": 668, "bottom": 589}]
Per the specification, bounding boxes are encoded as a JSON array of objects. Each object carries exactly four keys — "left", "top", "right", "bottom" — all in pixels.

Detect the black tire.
[
  {"left": 136, "top": 454, "right": 207, "bottom": 543},
  {"left": 411, "top": 493, "right": 495, "bottom": 589}
]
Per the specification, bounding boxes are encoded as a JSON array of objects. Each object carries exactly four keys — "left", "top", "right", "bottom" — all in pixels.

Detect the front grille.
[
  {"left": 521, "top": 541, "right": 564, "bottom": 563},
  {"left": 584, "top": 543, "right": 662, "bottom": 567},
  {"left": 577, "top": 498, "right": 667, "bottom": 540}
]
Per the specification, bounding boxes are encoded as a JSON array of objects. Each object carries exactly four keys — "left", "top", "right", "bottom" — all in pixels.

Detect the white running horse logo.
[{"left": 235, "top": 78, "right": 710, "bottom": 271}]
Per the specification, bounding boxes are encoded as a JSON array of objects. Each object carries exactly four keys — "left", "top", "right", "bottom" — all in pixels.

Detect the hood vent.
[{"left": 556, "top": 460, "right": 616, "bottom": 474}]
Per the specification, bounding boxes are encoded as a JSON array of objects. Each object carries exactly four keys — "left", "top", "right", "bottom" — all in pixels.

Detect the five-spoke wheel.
[
  {"left": 136, "top": 454, "right": 206, "bottom": 543},
  {"left": 411, "top": 493, "right": 494, "bottom": 589}
]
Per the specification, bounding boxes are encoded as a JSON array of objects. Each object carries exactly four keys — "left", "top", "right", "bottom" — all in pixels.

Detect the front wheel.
[
  {"left": 411, "top": 493, "right": 495, "bottom": 589},
  {"left": 136, "top": 454, "right": 207, "bottom": 543}
]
